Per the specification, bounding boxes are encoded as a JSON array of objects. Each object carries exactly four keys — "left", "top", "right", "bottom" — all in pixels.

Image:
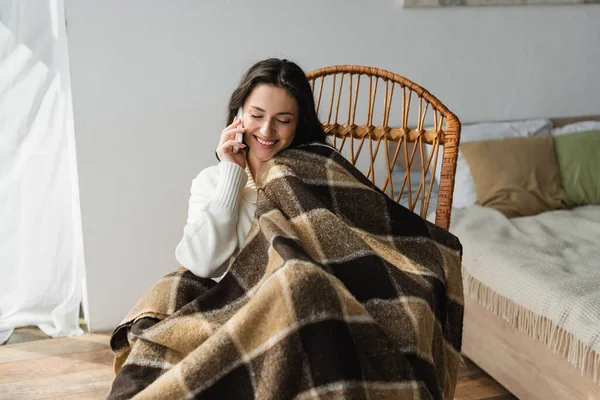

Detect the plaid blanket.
[{"left": 108, "top": 143, "right": 463, "bottom": 400}]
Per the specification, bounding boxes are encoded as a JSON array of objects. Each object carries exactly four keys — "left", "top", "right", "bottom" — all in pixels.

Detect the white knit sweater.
[{"left": 175, "top": 162, "right": 257, "bottom": 279}]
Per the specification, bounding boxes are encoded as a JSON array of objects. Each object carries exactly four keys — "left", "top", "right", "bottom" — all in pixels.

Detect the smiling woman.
[
  {"left": 176, "top": 58, "right": 328, "bottom": 279},
  {"left": 108, "top": 58, "right": 464, "bottom": 400}
]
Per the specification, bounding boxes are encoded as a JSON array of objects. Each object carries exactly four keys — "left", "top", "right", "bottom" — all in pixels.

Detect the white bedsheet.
[{"left": 450, "top": 205, "right": 600, "bottom": 358}]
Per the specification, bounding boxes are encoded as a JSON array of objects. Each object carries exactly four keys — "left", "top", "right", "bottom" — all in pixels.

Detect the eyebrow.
[{"left": 249, "top": 105, "right": 295, "bottom": 116}]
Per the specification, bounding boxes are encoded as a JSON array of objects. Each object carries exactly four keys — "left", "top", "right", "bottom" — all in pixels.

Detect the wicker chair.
[{"left": 306, "top": 65, "right": 461, "bottom": 231}]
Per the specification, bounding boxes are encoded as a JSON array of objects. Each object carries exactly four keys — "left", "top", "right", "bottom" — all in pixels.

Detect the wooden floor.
[
  {"left": 0, "top": 328, "right": 516, "bottom": 400},
  {"left": 455, "top": 358, "right": 516, "bottom": 400}
]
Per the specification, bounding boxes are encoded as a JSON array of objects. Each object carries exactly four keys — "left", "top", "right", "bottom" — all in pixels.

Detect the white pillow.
[
  {"left": 425, "top": 119, "right": 553, "bottom": 208},
  {"left": 551, "top": 121, "right": 600, "bottom": 136}
]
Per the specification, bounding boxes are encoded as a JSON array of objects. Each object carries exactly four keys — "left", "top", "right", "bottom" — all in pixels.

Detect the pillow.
[
  {"left": 425, "top": 119, "right": 553, "bottom": 209},
  {"left": 460, "top": 135, "right": 568, "bottom": 218},
  {"left": 553, "top": 130, "right": 600, "bottom": 205},
  {"left": 552, "top": 121, "right": 600, "bottom": 136}
]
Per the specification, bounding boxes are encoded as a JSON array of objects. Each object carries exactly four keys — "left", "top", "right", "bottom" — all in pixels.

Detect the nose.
[{"left": 259, "top": 120, "right": 274, "bottom": 137}]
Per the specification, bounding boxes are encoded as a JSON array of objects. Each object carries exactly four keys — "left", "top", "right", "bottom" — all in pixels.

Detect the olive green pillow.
[
  {"left": 553, "top": 130, "right": 600, "bottom": 206},
  {"left": 461, "top": 134, "right": 569, "bottom": 218}
]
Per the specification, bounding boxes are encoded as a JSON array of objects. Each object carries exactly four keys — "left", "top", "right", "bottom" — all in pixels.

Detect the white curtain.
[{"left": 0, "top": 0, "right": 84, "bottom": 343}]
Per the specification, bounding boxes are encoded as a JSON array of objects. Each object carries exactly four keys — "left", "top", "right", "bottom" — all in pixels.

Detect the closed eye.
[{"left": 252, "top": 114, "right": 290, "bottom": 124}]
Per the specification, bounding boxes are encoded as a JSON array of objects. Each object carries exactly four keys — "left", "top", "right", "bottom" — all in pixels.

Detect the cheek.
[
  {"left": 243, "top": 121, "right": 260, "bottom": 142},
  {"left": 281, "top": 125, "right": 297, "bottom": 143},
  {"left": 243, "top": 119, "right": 259, "bottom": 131}
]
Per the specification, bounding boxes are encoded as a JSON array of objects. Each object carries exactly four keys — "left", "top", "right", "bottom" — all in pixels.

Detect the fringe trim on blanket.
[{"left": 464, "top": 270, "right": 600, "bottom": 385}]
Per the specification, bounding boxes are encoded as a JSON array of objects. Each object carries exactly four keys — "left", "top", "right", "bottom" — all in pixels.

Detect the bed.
[
  {"left": 456, "top": 205, "right": 600, "bottom": 400},
  {"left": 446, "top": 116, "right": 600, "bottom": 400}
]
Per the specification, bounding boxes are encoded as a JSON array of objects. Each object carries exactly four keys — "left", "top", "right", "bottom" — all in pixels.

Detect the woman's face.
[{"left": 242, "top": 84, "right": 299, "bottom": 165}]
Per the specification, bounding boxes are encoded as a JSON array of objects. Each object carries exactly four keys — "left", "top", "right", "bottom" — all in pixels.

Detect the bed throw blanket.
[
  {"left": 108, "top": 143, "right": 464, "bottom": 400},
  {"left": 451, "top": 205, "right": 600, "bottom": 382}
]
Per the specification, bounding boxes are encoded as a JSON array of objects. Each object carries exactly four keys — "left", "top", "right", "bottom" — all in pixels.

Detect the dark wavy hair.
[{"left": 226, "top": 58, "right": 327, "bottom": 148}]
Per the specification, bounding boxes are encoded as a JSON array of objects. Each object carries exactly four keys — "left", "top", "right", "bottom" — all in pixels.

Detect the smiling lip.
[{"left": 254, "top": 135, "right": 278, "bottom": 147}]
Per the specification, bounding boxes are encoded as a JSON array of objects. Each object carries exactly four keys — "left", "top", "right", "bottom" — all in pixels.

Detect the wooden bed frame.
[
  {"left": 463, "top": 297, "right": 599, "bottom": 400},
  {"left": 461, "top": 115, "right": 600, "bottom": 400}
]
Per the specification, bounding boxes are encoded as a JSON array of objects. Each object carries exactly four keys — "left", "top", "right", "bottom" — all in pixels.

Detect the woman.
[
  {"left": 175, "top": 58, "right": 327, "bottom": 279},
  {"left": 109, "top": 59, "right": 464, "bottom": 400}
]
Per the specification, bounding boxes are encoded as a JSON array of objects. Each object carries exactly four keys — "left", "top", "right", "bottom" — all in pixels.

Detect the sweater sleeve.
[{"left": 175, "top": 162, "right": 248, "bottom": 278}]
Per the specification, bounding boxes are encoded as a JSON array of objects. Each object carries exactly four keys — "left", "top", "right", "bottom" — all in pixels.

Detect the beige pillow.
[{"left": 460, "top": 134, "right": 568, "bottom": 218}]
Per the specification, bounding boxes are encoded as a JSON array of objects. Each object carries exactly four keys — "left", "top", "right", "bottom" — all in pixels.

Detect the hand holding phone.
[{"left": 216, "top": 108, "right": 246, "bottom": 168}]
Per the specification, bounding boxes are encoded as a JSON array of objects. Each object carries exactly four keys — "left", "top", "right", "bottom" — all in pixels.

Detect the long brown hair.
[{"left": 226, "top": 58, "right": 327, "bottom": 147}]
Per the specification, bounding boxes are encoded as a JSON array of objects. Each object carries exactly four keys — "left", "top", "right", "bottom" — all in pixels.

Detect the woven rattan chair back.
[{"left": 306, "top": 65, "right": 461, "bottom": 230}]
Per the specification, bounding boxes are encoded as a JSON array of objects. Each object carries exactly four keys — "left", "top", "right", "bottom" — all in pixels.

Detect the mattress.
[{"left": 450, "top": 205, "right": 600, "bottom": 382}]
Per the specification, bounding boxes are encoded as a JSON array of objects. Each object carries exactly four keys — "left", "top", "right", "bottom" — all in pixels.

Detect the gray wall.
[{"left": 65, "top": 0, "right": 600, "bottom": 331}]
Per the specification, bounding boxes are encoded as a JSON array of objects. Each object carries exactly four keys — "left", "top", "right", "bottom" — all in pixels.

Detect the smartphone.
[{"left": 233, "top": 107, "right": 244, "bottom": 153}]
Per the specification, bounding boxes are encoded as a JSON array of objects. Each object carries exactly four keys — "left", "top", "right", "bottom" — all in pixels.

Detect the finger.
[
  {"left": 221, "top": 139, "right": 246, "bottom": 152},
  {"left": 220, "top": 127, "right": 245, "bottom": 143},
  {"left": 224, "top": 125, "right": 245, "bottom": 135},
  {"left": 222, "top": 124, "right": 244, "bottom": 136},
  {"left": 227, "top": 116, "right": 243, "bottom": 129},
  {"left": 220, "top": 120, "right": 238, "bottom": 138},
  {"left": 224, "top": 139, "right": 246, "bottom": 149}
]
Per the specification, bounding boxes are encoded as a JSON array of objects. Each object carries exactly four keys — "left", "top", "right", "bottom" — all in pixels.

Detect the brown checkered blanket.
[{"left": 108, "top": 143, "right": 463, "bottom": 400}]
